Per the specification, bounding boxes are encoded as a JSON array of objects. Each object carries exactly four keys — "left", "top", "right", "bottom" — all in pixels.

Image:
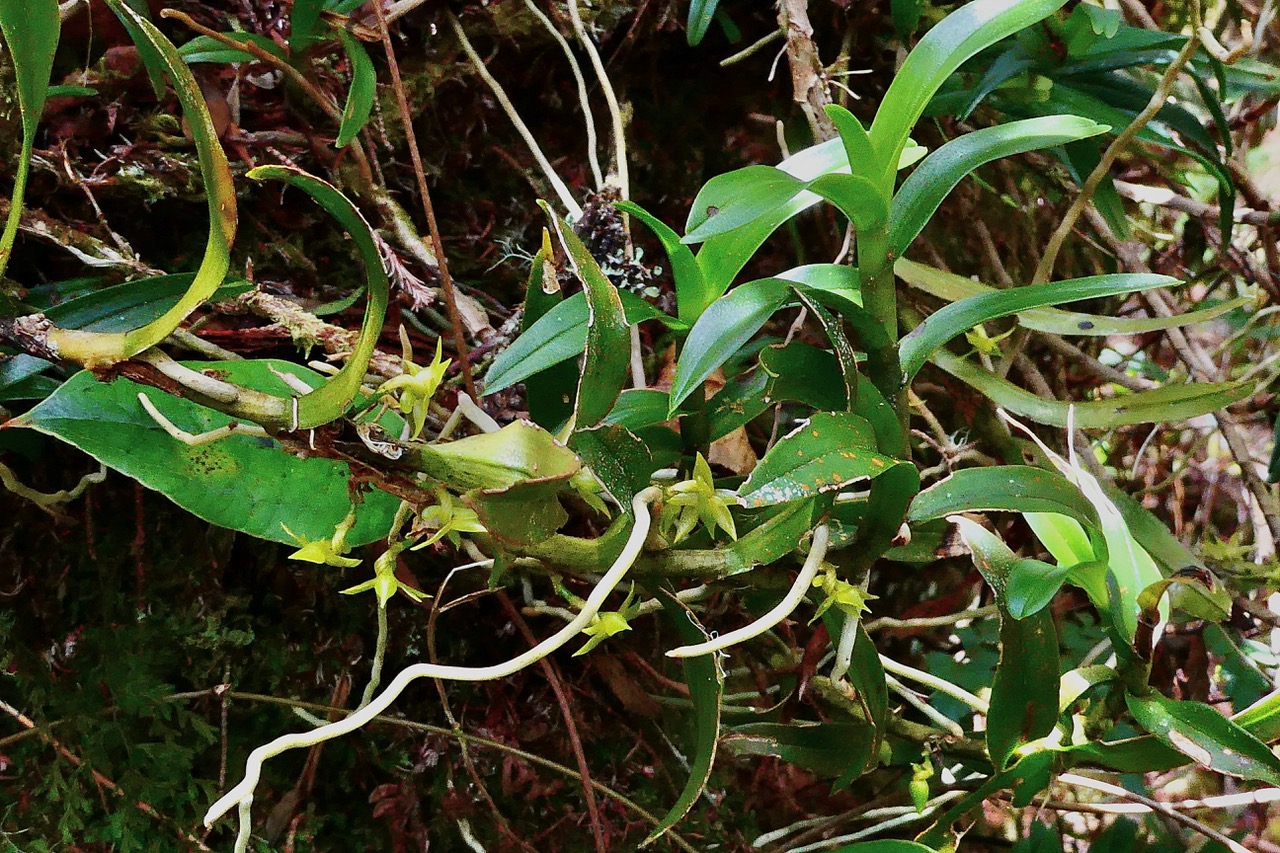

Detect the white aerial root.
[
  {"left": 446, "top": 12, "right": 583, "bottom": 219},
  {"left": 829, "top": 610, "right": 860, "bottom": 684},
  {"left": 138, "top": 392, "right": 269, "bottom": 446},
  {"left": 204, "top": 486, "right": 662, "bottom": 837},
  {"left": 666, "top": 524, "right": 830, "bottom": 658}
]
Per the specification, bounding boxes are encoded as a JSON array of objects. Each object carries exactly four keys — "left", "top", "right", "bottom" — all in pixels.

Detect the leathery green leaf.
[
  {"left": 899, "top": 273, "right": 1175, "bottom": 384},
  {"left": 930, "top": 348, "right": 1251, "bottom": 429},
  {"left": 723, "top": 722, "right": 871, "bottom": 778},
  {"left": 683, "top": 166, "right": 805, "bottom": 244},
  {"left": 410, "top": 420, "right": 581, "bottom": 493},
  {"left": 483, "top": 290, "right": 674, "bottom": 395},
  {"left": 951, "top": 517, "right": 1060, "bottom": 770},
  {"left": 19, "top": 362, "right": 400, "bottom": 546},
  {"left": 910, "top": 465, "right": 1103, "bottom": 530},
  {"left": 737, "top": 412, "right": 901, "bottom": 509},
  {"left": 252, "top": 166, "right": 389, "bottom": 430},
  {"left": 685, "top": 0, "right": 719, "bottom": 46},
  {"left": 0, "top": 0, "right": 59, "bottom": 280},
  {"left": 645, "top": 590, "right": 722, "bottom": 845},
  {"left": 335, "top": 30, "right": 376, "bottom": 148},
  {"left": 890, "top": 116, "right": 1109, "bottom": 254},
  {"left": 46, "top": 0, "right": 237, "bottom": 368},
  {"left": 869, "top": 0, "right": 1070, "bottom": 185},
  {"left": 831, "top": 624, "right": 889, "bottom": 786},
  {"left": 667, "top": 278, "right": 790, "bottom": 414},
  {"left": 543, "top": 207, "right": 631, "bottom": 429},
  {"left": 618, "top": 200, "right": 711, "bottom": 322},
  {"left": 896, "top": 258, "right": 1241, "bottom": 337},
  {"left": 1127, "top": 692, "right": 1280, "bottom": 785}
]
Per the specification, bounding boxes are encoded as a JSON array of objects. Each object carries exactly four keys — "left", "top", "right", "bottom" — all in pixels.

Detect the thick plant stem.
[
  {"left": 858, "top": 226, "right": 907, "bottom": 456},
  {"left": 204, "top": 487, "right": 662, "bottom": 832}
]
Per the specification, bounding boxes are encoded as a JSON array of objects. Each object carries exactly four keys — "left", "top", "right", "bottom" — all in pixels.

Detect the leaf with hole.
[{"left": 683, "top": 166, "right": 806, "bottom": 244}]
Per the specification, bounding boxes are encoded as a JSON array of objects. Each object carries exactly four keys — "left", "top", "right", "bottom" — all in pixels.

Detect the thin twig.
[
  {"left": 497, "top": 592, "right": 607, "bottom": 853},
  {"left": 1032, "top": 32, "right": 1202, "bottom": 284},
  {"left": 1058, "top": 773, "right": 1252, "bottom": 853},
  {"left": 564, "top": 0, "right": 630, "bottom": 199},
  {"left": 374, "top": 4, "right": 477, "bottom": 400}
]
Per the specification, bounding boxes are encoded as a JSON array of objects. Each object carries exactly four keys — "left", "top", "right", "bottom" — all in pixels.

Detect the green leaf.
[
  {"left": 178, "top": 32, "right": 286, "bottom": 64},
  {"left": 828, "top": 841, "right": 937, "bottom": 853},
  {"left": 897, "top": 258, "right": 1247, "bottom": 337},
  {"left": 686, "top": 0, "right": 719, "bottom": 46},
  {"left": 0, "top": 0, "right": 59, "bottom": 280},
  {"left": 1234, "top": 690, "right": 1280, "bottom": 743},
  {"left": 898, "top": 273, "right": 1176, "bottom": 384},
  {"left": 290, "top": 0, "right": 326, "bottom": 52},
  {"left": 791, "top": 288, "right": 858, "bottom": 410},
  {"left": 618, "top": 200, "right": 711, "bottom": 322},
  {"left": 44, "top": 274, "right": 252, "bottom": 333},
  {"left": 483, "top": 291, "right": 675, "bottom": 395},
  {"left": 667, "top": 278, "right": 790, "bottom": 414},
  {"left": 806, "top": 172, "right": 889, "bottom": 233},
  {"left": 683, "top": 166, "right": 805, "bottom": 244},
  {"left": 335, "top": 30, "right": 376, "bottom": 148},
  {"left": 647, "top": 590, "right": 722, "bottom": 843},
  {"left": 890, "top": 0, "right": 924, "bottom": 40},
  {"left": 569, "top": 423, "right": 655, "bottom": 506},
  {"left": 832, "top": 624, "right": 889, "bottom": 785},
  {"left": 890, "top": 116, "right": 1109, "bottom": 254},
  {"left": 930, "top": 348, "right": 1251, "bottom": 429},
  {"left": 868, "top": 0, "right": 1070, "bottom": 186},
  {"left": 694, "top": 138, "right": 845, "bottom": 296},
  {"left": 951, "top": 517, "right": 1060, "bottom": 768},
  {"left": 737, "top": 412, "right": 902, "bottom": 509},
  {"left": 723, "top": 498, "right": 816, "bottom": 575},
  {"left": 46, "top": 0, "right": 237, "bottom": 367},
  {"left": 19, "top": 362, "right": 399, "bottom": 545},
  {"left": 723, "top": 722, "right": 871, "bottom": 778},
  {"left": 826, "top": 105, "right": 878, "bottom": 181},
  {"left": 247, "top": 166, "right": 390, "bottom": 430},
  {"left": 1127, "top": 692, "right": 1280, "bottom": 785},
  {"left": 410, "top": 421, "right": 581, "bottom": 493},
  {"left": 909, "top": 465, "right": 1103, "bottom": 530},
  {"left": 544, "top": 208, "right": 631, "bottom": 429}
]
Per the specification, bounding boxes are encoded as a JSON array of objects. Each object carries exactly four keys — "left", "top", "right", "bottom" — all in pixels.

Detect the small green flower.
[
  {"left": 281, "top": 522, "right": 362, "bottom": 568},
  {"left": 411, "top": 488, "right": 487, "bottom": 548},
  {"left": 963, "top": 324, "right": 1015, "bottom": 358},
  {"left": 810, "top": 568, "right": 878, "bottom": 623},
  {"left": 574, "top": 584, "right": 641, "bottom": 656},
  {"left": 377, "top": 335, "right": 451, "bottom": 439},
  {"left": 341, "top": 547, "right": 428, "bottom": 608},
  {"left": 661, "top": 453, "right": 738, "bottom": 544}
]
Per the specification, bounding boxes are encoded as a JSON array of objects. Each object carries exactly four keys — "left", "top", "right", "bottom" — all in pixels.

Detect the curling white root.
[
  {"left": 829, "top": 611, "right": 860, "bottom": 684},
  {"left": 205, "top": 486, "right": 662, "bottom": 833},
  {"left": 666, "top": 524, "right": 830, "bottom": 658}
]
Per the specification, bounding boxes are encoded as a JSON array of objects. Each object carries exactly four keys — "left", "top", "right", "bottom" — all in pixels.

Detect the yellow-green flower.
[
  {"left": 282, "top": 522, "right": 362, "bottom": 568},
  {"left": 810, "top": 569, "right": 878, "bottom": 623},
  {"left": 661, "top": 453, "right": 738, "bottom": 544},
  {"left": 411, "top": 488, "right": 487, "bottom": 549},
  {"left": 574, "top": 584, "right": 641, "bottom": 656},
  {"left": 377, "top": 336, "right": 451, "bottom": 439},
  {"left": 341, "top": 548, "right": 428, "bottom": 608}
]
